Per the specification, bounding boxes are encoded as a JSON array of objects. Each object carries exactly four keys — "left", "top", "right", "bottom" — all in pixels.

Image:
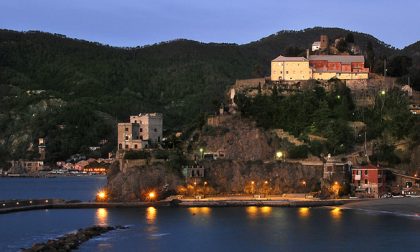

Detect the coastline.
[
  {"left": 340, "top": 197, "right": 420, "bottom": 217},
  {"left": 0, "top": 198, "right": 351, "bottom": 214}
]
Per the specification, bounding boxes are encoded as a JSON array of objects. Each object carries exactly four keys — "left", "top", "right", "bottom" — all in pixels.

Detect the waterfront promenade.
[{"left": 0, "top": 196, "right": 349, "bottom": 214}]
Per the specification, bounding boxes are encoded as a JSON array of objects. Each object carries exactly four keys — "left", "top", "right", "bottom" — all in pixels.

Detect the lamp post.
[
  {"left": 276, "top": 151, "right": 284, "bottom": 161},
  {"left": 204, "top": 181, "right": 208, "bottom": 195},
  {"left": 199, "top": 148, "right": 204, "bottom": 159}
]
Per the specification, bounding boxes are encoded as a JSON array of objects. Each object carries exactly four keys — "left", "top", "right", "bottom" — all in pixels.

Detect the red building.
[
  {"left": 352, "top": 164, "right": 386, "bottom": 198},
  {"left": 308, "top": 55, "right": 369, "bottom": 73}
]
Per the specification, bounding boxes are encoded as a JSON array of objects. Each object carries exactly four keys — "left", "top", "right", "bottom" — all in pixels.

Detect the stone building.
[
  {"left": 271, "top": 54, "right": 369, "bottom": 81},
  {"left": 9, "top": 160, "right": 44, "bottom": 174},
  {"left": 117, "top": 113, "right": 163, "bottom": 151}
]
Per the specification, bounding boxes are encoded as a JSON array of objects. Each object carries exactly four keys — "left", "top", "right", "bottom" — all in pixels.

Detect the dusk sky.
[{"left": 0, "top": 0, "right": 419, "bottom": 48}]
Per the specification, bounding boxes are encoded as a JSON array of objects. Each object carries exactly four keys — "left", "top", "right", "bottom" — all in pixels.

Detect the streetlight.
[
  {"left": 337, "top": 95, "right": 341, "bottom": 99},
  {"left": 276, "top": 151, "right": 284, "bottom": 161},
  {"left": 148, "top": 191, "right": 156, "bottom": 201},
  {"left": 380, "top": 90, "right": 386, "bottom": 96},
  {"left": 199, "top": 148, "right": 204, "bottom": 159},
  {"left": 96, "top": 190, "right": 107, "bottom": 202}
]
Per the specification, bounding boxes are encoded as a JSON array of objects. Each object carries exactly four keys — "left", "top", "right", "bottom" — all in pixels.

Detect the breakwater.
[{"left": 0, "top": 198, "right": 350, "bottom": 214}]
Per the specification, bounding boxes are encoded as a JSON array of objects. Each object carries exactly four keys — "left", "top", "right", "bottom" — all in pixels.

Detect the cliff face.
[
  {"left": 199, "top": 115, "right": 275, "bottom": 161},
  {"left": 106, "top": 162, "right": 183, "bottom": 201},
  {"left": 106, "top": 159, "right": 323, "bottom": 201},
  {"left": 203, "top": 160, "right": 323, "bottom": 194}
]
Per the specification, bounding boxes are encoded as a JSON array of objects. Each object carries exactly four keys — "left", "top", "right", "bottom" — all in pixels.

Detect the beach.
[{"left": 342, "top": 197, "right": 420, "bottom": 216}]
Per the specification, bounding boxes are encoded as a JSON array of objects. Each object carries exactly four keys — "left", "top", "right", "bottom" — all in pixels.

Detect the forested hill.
[{"left": 0, "top": 27, "right": 419, "bottom": 162}]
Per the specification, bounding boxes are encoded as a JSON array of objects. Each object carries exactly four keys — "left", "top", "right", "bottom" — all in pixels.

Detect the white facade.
[
  {"left": 312, "top": 41, "right": 321, "bottom": 51},
  {"left": 129, "top": 113, "right": 163, "bottom": 143}
]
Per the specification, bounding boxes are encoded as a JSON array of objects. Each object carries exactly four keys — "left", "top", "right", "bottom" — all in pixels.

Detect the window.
[
  {"left": 125, "top": 127, "right": 128, "bottom": 131},
  {"left": 140, "top": 136, "right": 143, "bottom": 140},
  {"left": 134, "top": 144, "right": 138, "bottom": 149},
  {"left": 154, "top": 128, "right": 157, "bottom": 132},
  {"left": 365, "top": 170, "right": 368, "bottom": 175},
  {"left": 125, "top": 136, "right": 128, "bottom": 140},
  {"left": 140, "top": 128, "right": 143, "bottom": 132},
  {"left": 365, "top": 179, "right": 368, "bottom": 184},
  {"left": 280, "top": 71, "right": 282, "bottom": 74},
  {"left": 286, "top": 71, "right": 289, "bottom": 74},
  {"left": 125, "top": 145, "right": 129, "bottom": 149},
  {"left": 134, "top": 120, "right": 137, "bottom": 123}
]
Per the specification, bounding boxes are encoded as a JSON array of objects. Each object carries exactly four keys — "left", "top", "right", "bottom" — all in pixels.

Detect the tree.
[
  {"left": 336, "top": 39, "right": 348, "bottom": 52},
  {"left": 345, "top": 33, "right": 355, "bottom": 43},
  {"left": 366, "top": 41, "right": 375, "bottom": 70},
  {"left": 387, "top": 55, "right": 412, "bottom": 77}
]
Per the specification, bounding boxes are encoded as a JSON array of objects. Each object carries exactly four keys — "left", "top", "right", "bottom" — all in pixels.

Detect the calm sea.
[
  {"left": 1, "top": 177, "right": 420, "bottom": 251},
  {"left": 0, "top": 176, "right": 106, "bottom": 201}
]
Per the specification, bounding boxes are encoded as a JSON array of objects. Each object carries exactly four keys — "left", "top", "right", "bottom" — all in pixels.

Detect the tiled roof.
[
  {"left": 309, "top": 55, "right": 365, "bottom": 63},
  {"left": 272, "top": 55, "right": 308, "bottom": 62}
]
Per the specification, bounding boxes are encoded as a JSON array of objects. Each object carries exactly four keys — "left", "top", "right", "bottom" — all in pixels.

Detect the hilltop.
[{"left": 0, "top": 27, "right": 419, "bottom": 163}]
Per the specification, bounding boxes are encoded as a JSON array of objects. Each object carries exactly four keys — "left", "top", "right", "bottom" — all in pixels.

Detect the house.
[
  {"left": 391, "top": 173, "right": 420, "bottom": 196},
  {"left": 271, "top": 56, "right": 312, "bottom": 81},
  {"left": 309, "top": 55, "right": 369, "bottom": 80},
  {"left": 182, "top": 165, "right": 205, "bottom": 178},
  {"left": 312, "top": 41, "right": 321, "bottom": 51},
  {"left": 117, "top": 113, "right": 163, "bottom": 151},
  {"left": 9, "top": 160, "right": 44, "bottom": 174},
  {"left": 352, "top": 164, "right": 386, "bottom": 198}
]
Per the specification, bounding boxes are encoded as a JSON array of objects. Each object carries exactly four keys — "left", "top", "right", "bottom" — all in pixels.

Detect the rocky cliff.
[
  {"left": 202, "top": 160, "right": 322, "bottom": 194},
  {"left": 106, "top": 162, "right": 183, "bottom": 201},
  {"left": 198, "top": 114, "right": 276, "bottom": 161}
]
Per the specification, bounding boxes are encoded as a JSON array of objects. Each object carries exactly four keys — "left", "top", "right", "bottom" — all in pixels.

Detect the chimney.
[{"left": 306, "top": 49, "right": 309, "bottom": 59}]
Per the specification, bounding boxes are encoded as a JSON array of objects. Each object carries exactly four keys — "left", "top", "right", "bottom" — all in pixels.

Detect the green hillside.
[{"left": 0, "top": 27, "right": 418, "bottom": 163}]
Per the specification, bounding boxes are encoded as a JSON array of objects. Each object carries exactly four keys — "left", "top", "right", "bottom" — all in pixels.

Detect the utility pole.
[{"left": 384, "top": 59, "right": 387, "bottom": 78}]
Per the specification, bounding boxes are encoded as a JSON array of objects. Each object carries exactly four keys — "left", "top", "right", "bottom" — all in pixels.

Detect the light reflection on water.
[
  {"left": 299, "top": 207, "right": 310, "bottom": 218},
  {"left": 188, "top": 207, "right": 212, "bottom": 216},
  {"left": 246, "top": 206, "right": 272, "bottom": 218},
  {"left": 331, "top": 207, "right": 342, "bottom": 220},
  {"left": 146, "top": 207, "right": 157, "bottom": 224},
  {"left": 95, "top": 208, "right": 108, "bottom": 226}
]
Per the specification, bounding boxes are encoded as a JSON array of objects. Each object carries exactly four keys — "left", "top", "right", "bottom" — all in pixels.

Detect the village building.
[
  {"left": 9, "top": 160, "right": 44, "bottom": 174},
  {"left": 182, "top": 165, "right": 205, "bottom": 180},
  {"left": 352, "top": 164, "right": 386, "bottom": 198},
  {"left": 271, "top": 54, "right": 369, "bottom": 81},
  {"left": 391, "top": 173, "right": 420, "bottom": 196},
  {"left": 117, "top": 113, "right": 163, "bottom": 151},
  {"left": 311, "top": 41, "right": 321, "bottom": 51},
  {"left": 309, "top": 55, "right": 369, "bottom": 80},
  {"left": 271, "top": 56, "right": 312, "bottom": 81}
]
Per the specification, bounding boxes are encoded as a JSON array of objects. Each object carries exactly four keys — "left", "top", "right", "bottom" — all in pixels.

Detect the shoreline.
[
  {"left": 339, "top": 197, "right": 420, "bottom": 217},
  {"left": 2, "top": 197, "right": 420, "bottom": 218},
  {"left": 0, "top": 198, "right": 351, "bottom": 214}
]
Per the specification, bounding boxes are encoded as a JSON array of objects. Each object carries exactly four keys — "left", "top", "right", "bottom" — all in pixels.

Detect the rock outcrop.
[
  {"left": 22, "top": 225, "right": 126, "bottom": 252},
  {"left": 199, "top": 114, "right": 276, "bottom": 161},
  {"left": 203, "top": 160, "right": 323, "bottom": 194},
  {"left": 107, "top": 162, "right": 183, "bottom": 201}
]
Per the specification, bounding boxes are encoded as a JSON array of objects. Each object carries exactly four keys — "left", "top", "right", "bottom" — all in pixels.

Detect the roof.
[
  {"left": 309, "top": 55, "right": 365, "bottom": 63},
  {"left": 272, "top": 55, "right": 308, "bottom": 62},
  {"left": 353, "top": 164, "right": 382, "bottom": 170}
]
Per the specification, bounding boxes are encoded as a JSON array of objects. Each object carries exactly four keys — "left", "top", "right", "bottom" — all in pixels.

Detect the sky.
[{"left": 0, "top": 0, "right": 419, "bottom": 48}]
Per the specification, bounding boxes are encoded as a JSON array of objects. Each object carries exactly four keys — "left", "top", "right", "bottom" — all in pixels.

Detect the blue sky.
[{"left": 0, "top": 0, "right": 419, "bottom": 48}]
